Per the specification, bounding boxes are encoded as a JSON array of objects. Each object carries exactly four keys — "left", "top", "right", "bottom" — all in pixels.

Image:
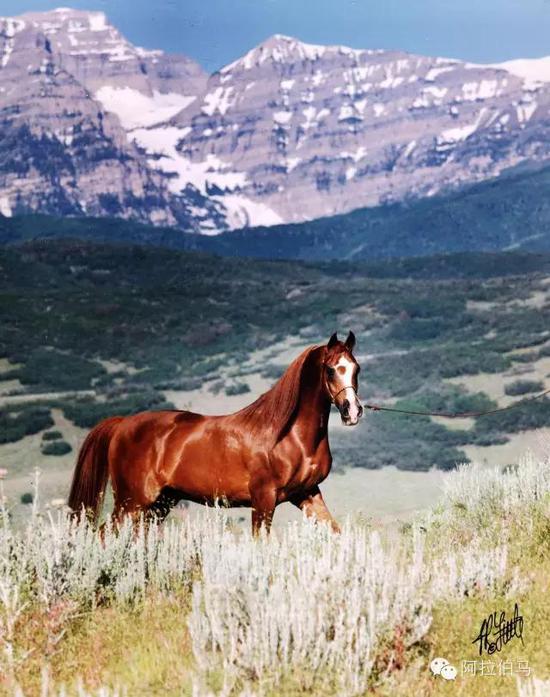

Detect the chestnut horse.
[{"left": 68, "top": 331, "right": 363, "bottom": 533}]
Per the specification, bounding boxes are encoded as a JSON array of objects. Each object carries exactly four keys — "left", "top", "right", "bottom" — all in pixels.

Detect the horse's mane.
[{"left": 232, "top": 344, "right": 323, "bottom": 447}]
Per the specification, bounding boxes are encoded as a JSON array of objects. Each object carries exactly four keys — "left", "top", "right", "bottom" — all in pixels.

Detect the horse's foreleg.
[
  {"left": 250, "top": 486, "right": 277, "bottom": 536},
  {"left": 290, "top": 485, "right": 340, "bottom": 533}
]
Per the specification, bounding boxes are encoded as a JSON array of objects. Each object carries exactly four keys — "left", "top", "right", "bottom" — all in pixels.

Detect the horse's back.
[
  {"left": 107, "top": 409, "right": 204, "bottom": 463},
  {"left": 118, "top": 408, "right": 203, "bottom": 431}
]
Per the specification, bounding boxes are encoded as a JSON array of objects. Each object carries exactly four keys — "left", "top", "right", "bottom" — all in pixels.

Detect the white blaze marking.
[{"left": 335, "top": 357, "right": 361, "bottom": 422}]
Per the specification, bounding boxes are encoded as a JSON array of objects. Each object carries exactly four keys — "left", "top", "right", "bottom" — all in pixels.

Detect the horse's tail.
[{"left": 68, "top": 416, "right": 123, "bottom": 522}]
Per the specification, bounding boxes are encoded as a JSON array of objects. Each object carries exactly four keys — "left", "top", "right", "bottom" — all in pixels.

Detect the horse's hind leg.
[
  {"left": 110, "top": 479, "right": 161, "bottom": 531},
  {"left": 111, "top": 498, "right": 149, "bottom": 535}
]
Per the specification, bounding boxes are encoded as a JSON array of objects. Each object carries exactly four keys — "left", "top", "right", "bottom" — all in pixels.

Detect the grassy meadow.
[{"left": 0, "top": 452, "right": 549, "bottom": 696}]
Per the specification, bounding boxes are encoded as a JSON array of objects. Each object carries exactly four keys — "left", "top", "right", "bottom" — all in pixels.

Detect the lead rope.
[{"left": 362, "top": 387, "right": 550, "bottom": 419}]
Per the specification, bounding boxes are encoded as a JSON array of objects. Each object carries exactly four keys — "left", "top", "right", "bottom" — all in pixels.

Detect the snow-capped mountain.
[
  {"left": 171, "top": 34, "right": 550, "bottom": 226},
  {"left": 1, "top": 9, "right": 550, "bottom": 233}
]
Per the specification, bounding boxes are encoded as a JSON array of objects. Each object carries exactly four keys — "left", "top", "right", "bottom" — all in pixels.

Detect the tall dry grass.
[{"left": 1, "top": 450, "right": 549, "bottom": 696}]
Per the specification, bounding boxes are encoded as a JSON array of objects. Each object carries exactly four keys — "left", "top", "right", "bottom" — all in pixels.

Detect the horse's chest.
[
  {"left": 273, "top": 438, "right": 331, "bottom": 494},
  {"left": 294, "top": 457, "right": 330, "bottom": 489}
]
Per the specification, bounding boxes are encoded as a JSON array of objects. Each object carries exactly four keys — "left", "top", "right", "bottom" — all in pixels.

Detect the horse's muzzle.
[{"left": 340, "top": 399, "right": 363, "bottom": 426}]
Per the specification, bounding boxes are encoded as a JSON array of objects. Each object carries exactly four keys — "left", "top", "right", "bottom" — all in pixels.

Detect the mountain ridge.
[{"left": 1, "top": 8, "right": 550, "bottom": 236}]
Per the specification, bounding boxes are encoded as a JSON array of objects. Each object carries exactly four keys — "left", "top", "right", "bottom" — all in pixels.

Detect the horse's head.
[{"left": 323, "top": 331, "right": 363, "bottom": 426}]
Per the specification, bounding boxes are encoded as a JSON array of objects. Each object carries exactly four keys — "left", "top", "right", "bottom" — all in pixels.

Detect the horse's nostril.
[
  {"left": 358, "top": 405, "right": 364, "bottom": 418},
  {"left": 343, "top": 399, "right": 350, "bottom": 411}
]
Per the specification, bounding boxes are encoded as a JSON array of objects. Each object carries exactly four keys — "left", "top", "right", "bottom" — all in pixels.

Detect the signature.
[{"left": 472, "top": 603, "right": 524, "bottom": 656}]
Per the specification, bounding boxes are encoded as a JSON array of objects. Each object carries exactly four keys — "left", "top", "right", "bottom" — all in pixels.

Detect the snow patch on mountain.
[
  {"left": 0, "top": 17, "right": 25, "bottom": 68},
  {"left": 425, "top": 65, "right": 455, "bottom": 81},
  {"left": 439, "top": 108, "right": 487, "bottom": 143},
  {"left": 128, "top": 125, "right": 282, "bottom": 230},
  {"left": 301, "top": 105, "right": 329, "bottom": 130},
  {"left": 95, "top": 86, "right": 196, "bottom": 130},
  {"left": 496, "top": 56, "right": 550, "bottom": 86},
  {"left": 516, "top": 100, "right": 537, "bottom": 124},
  {"left": 402, "top": 140, "right": 417, "bottom": 159},
  {"left": 213, "top": 194, "right": 283, "bottom": 230},
  {"left": 88, "top": 11, "right": 107, "bottom": 32},
  {"left": 0, "top": 196, "right": 12, "bottom": 217},
  {"left": 424, "top": 86, "right": 448, "bottom": 100},
  {"left": 274, "top": 110, "right": 293, "bottom": 125},
  {"left": 380, "top": 75, "right": 404, "bottom": 90},
  {"left": 462, "top": 80, "right": 503, "bottom": 101},
  {"left": 286, "top": 156, "right": 301, "bottom": 172},
  {"left": 341, "top": 146, "right": 368, "bottom": 163},
  {"left": 202, "top": 87, "right": 235, "bottom": 116}
]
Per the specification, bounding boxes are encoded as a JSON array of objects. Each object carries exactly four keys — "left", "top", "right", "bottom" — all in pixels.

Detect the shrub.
[
  {"left": 12, "top": 347, "right": 106, "bottom": 390},
  {"left": 170, "top": 377, "right": 202, "bottom": 391},
  {"left": 0, "top": 406, "right": 53, "bottom": 444},
  {"left": 387, "top": 316, "right": 454, "bottom": 342},
  {"left": 225, "top": 382, "right": 250, "bottom": 396},
  {"left": 42, "top": 430, "right": 63, "bottom": 441},
  {"left": 504, "top": 379, "right": 544, "bottom": 396},
  {"left": 20, "top": 492, "right": 33, "bottom": 504},
  {"left": 474, "top": 398, "right": 550, "bottom": 437},
  {"left": 261, "top": 364, "right": 285, "bottom": 380},
  {"left": 41, "top": 440, "right": 72, "bottom": 456},
  {"left": 510, "top": 351, "right": 538, "bottom": 363},
  {"left": 57, "top": 391, "right": 174, "bottom": 428}
]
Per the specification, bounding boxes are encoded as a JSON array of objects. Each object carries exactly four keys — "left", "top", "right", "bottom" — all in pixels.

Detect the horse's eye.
[{"left": 326, "top": 366, "right": 335, "bottom": 377}]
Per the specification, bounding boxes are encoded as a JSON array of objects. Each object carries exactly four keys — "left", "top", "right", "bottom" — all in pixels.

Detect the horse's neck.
[{"left": 292, "top": 351, "right": 331, "bottom": 452}]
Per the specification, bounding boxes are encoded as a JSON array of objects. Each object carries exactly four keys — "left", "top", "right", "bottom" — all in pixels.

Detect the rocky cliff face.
[
  {"left": 1, "top": 10, "right": 550, "bottom": 233},
  {"left": 19, "top": 8, "right": 205, "bottom": 96},
  {"left": 0, "top": 9, "right": 225, "bottom": 231}
]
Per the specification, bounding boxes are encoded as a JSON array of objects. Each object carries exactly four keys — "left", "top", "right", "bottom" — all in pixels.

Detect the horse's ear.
[
  {"left": 344, "top": 330, "right": 356, "bottom": 351},
  {"left": 327, "top": 332, "right": 339, "bottom": 349}
]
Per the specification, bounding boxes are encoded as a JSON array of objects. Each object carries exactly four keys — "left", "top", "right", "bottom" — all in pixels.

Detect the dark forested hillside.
[
  {"left": 2, "top": 164, "right": 550, "bottom": 261},
  {"left": 209, "top": 164, "right": 550, "bottom": 260},
  {"left": 1, "top": 239, "right": 550, "bottom": 472}
]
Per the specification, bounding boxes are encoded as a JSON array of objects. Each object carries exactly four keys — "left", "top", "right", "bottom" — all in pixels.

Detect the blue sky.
[{"left": 4, "top": 0, "right": 550, "bottom": 72}]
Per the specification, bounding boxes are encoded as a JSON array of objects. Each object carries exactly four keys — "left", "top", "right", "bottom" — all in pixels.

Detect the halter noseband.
[{"left": 329, "top": 384, "right": 358, "bottom": 404}]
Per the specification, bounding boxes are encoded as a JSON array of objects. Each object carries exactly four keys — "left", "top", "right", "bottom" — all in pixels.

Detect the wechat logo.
[{"left": 430, "top": 657, "right": 457, "bottom": 680}]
